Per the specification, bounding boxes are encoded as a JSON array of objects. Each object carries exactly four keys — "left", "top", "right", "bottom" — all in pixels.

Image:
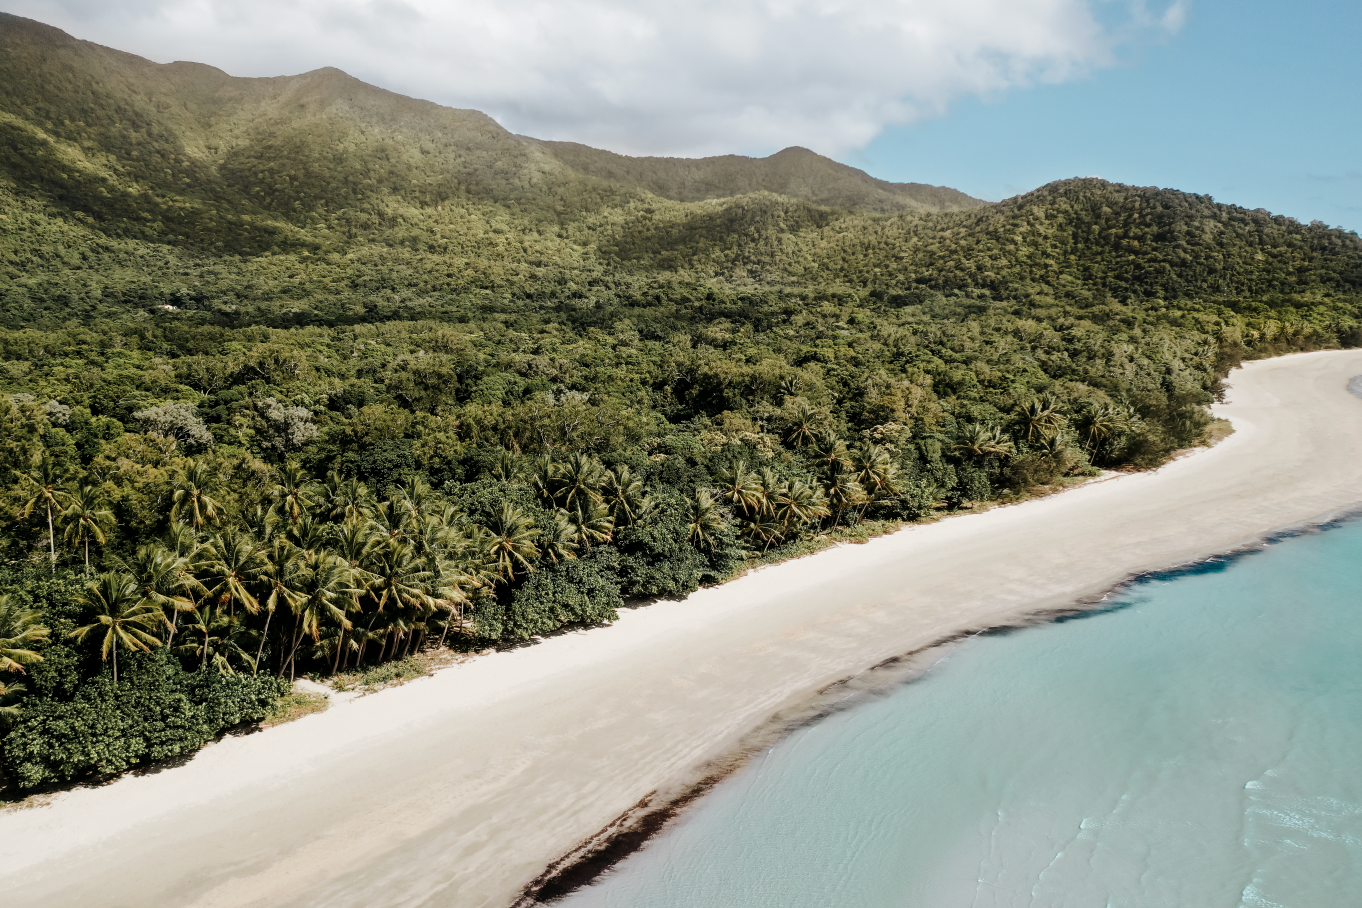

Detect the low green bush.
[{"left": 3, "top": 649, "right": 286, "bottom": 789}]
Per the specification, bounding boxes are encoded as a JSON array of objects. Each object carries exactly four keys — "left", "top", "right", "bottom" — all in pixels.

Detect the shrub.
[
  {"left": 614, "top": 491, "right": 707, "bottom": 598},
  {"left": 502, "top": 554, "right": 623, "bottom": 640},
  {"left": 2, "top": 650, "right": 287, "bottom": 788}
]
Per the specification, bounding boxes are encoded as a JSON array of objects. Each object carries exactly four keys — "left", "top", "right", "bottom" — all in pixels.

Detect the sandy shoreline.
[{"left": 3, "top": 349, "right": 1362, "bottom": 908}]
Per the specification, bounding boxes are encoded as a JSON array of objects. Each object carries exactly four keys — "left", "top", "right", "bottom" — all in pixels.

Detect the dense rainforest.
[{"left": 1, "top": 12, "right": 1360, "bottom": 791}]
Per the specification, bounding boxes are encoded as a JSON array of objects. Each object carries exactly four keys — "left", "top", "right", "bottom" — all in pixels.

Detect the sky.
[
  {"left": 852, "top": 0, "right": 1362, "bottom": 230},
  {"left": 6, "top": 0, "right": 1359, "bottom": 230}
]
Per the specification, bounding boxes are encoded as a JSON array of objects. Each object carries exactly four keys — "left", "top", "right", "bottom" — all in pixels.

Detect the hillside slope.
[
  {"left": 0, "top": 11, "right": 981, "bottom": 253},
  {"left": 0, "top": 11, "right": 1358, "bottom": 336},
  {"left": 529, "top": 141, "right": 984, "bottom": 214}
]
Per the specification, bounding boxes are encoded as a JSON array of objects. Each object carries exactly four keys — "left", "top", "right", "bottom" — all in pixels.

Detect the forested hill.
[
  {"left": 525, "top": 142, "right": 984, "bottom": 214},
  {"left": 2, "top": 14, "right": 1362, "bottom": 791},
  {"left": 2, "top": 11, "right": 1359, "bottom": 320},
  {"left": 0, "top": 12, "right": 979, "bottom": 253}
]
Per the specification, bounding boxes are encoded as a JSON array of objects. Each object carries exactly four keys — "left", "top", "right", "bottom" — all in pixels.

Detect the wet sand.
[{"left": 3, "top": 349, "right": 1362, "bottom": 908}]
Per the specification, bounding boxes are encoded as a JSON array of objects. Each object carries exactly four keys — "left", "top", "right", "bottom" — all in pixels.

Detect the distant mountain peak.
[{"left": 0, "top": 13, "right": 984, "bottom": 220}]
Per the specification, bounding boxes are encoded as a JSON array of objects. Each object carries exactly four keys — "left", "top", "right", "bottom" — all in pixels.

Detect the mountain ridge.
[
  {"left": 0, "top": 9, "right": 1359, "bottom": 330},
  {"left": 0, "top": 11, "right": 985, "bottom": 234}
]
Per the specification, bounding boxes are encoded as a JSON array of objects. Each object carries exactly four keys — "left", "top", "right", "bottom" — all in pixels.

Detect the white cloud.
[{"left": 7, "top": 0, "right": 1186, "bottom": 156}]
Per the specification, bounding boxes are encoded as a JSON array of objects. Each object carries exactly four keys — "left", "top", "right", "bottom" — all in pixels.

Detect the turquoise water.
[{"left": 559, "top": 518, "right": 1362, "bottom": 908}]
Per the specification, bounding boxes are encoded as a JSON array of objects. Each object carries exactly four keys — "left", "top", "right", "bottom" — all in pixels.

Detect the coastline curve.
[
  {"left": 514, "top": 503, "right": 1362, "bottom": 904},
  {"left": 2, "top": 350, "right": 1362, "bottom": 908}
]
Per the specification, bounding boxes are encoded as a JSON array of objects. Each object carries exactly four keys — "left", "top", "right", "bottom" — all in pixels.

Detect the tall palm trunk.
[
  {"left": 332, "top": 628, "right": 345, "bottom": 675},
  {"left": 280, "top": 614, "right": 302, "bottom": 680},
  {"left": 438, "top": 606, "right": 458, "bottom": 649},
  {"left": 46, "top": 502, "right": 56, "bottom": 572},
  {"left": 358, "top": 610, "right": 382, "bottom": 666},
  {"left": 254, "top": 607, "right": 274, "bottom": 673},
  {"left": 169, "top": 588, "right": 195, "bottom": 646}
]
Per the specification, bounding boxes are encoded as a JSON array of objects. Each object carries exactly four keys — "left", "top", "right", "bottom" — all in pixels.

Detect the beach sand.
[{"left": 3, "top": 349, "right": 1362, "bottom": 908}]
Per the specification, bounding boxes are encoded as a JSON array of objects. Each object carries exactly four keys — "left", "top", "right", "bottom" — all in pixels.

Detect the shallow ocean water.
[{"left": 557, "top": 517, "right": 1362, "bottom": 908}]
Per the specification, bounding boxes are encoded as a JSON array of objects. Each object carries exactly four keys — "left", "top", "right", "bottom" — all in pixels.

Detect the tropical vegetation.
[{"left": 0, "top": 11, "right": 1360, "bottom": 790}]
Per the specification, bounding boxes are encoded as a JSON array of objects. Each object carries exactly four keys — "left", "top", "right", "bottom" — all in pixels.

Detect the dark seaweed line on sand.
[{"left": 512, "top": 504, "right": 1362, "bottom": 906}]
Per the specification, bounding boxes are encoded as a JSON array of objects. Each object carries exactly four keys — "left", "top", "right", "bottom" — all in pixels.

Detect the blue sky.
[
  {"left": 13, "top": 0, "right": 1357, "bottom": 230},
  {"left": 849, "top": 0, "right": 1362, "bottom": 231}
]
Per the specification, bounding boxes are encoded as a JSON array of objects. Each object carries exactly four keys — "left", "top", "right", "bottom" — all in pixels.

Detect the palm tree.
[
  {"left": 0, "top": 594, "right": 49, "bottom": 673},
  {"left": 571, "top": 501, "right": 615, "bottom": 550},
  {"left": 365, "top": 539, "right": 435, "bottom": 618},
  {"left": 600, "top": 466, "right": 646, "bottom": 526},
  {"left": 755, "top": 466, "right": 782, "bottom": 516},
  {"left": 771, "top": 478, "right": 830, "bottom": 537},
  {"left": 808, "top": 431, "right": 851, "bottom": 478},
  {"left": 15, "top": 455, "right": 71, "bottom": 570},
  {"left": 484, "top": 504, "right": 541, "bottom": 581},
  {"left": 407, "top": 512, "right": 455, "bottom": 561},
  {"left": 163, "top": 521, "right": 199, "bottom": 558},
  {"left": 283, "top": 513, "right": 329, "bottom": 558},
  {"left": 448, "top": 522, "right": 498, "bottom": 593},
  {"left": 427, "top": 556, "right": 476, "bottom": 650},
  {"left": 255, "top": 538, "right": 308, "bottom": 669},
  {"left": 1036, "top": 430, "right": 1079, "bottom": 467},
  {"left": 740, "top": 512, "right": 784, "bottom": 554},
  {"left": 170, "top": 459, "right": 224, "bottom": 532},
  {"left": 370, "top": 498, "right": 412, "bottom": 542},
  {"left": 553, "top": 453, "right": 604, "bottom": 514},
  {"left": 715, "top": 460, "right": 763, "bottom": 517},
  {"left": 114, "top": 544, "right": 201, "bottom": 644},
  {"left": 0, "top": 678, "right": 27, "bottom": 730},
  {"left": 333, "top": 519, "right": 381, "bottom": 581},
  {"left": 319, "top": 471, "right": 373, "bottom": 524},
  {"left": 1018, "top": 395, "right": 1064, "bottom": 442},
  {"left": 175, "top": 603, "right": 257, "bottom": 674},
  {"left": 823, "top": 472, "right": 867, "bottom": 527},
  {"left": 1081, "top": 403, "right": 1133, "bottom": 456},
  {"left": 395, "top": 474, "right": 435, "bottom": 522},
  {"left": 71, "top": 572, "right": 164, "bottom": 683},
  {"left": 326, "top": 522, "right": 384, "bottom": 671},
  {"left": 953, "top": 424, "right": 1016, "bottom": 464},
  {"left": 283, "top": 554, "right": 358, "bottom": 681},
  {"left": 241, "top": 502, "right": 280, "bottom": 540},
  {"left": 268, "top": 461, "right": 319, "bottom": 526},
  {"left": 197, "top": 528, "right": 263, "bottom": 619},
  {"left": 59, "top": 483, "right": 115, "bottom": 570},
  {"left": 851, "top": 443, "right": 898, "bottom": 520},
  {"left": 528, "top": 455, "right": 557, "bottom": 508},
  {"left": 784, "top": 400, "right": 820, "bottom": 448},
  {"left": 357, "top": 539, "right": 434, "bottom": 665},
  {"left": 542, "top": 510, "right": 580, "bottom": 564},
  {"left": 488, "top": 449, "right": 521, "bottom": 482},
  {"left": 687, "top": 490, "right": 726, "bottom": 551}
]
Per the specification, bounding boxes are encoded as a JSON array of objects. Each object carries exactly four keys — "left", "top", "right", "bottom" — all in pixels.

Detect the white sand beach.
[{"left": 3, "top": 349, "right": 1362, "bottom": 908}]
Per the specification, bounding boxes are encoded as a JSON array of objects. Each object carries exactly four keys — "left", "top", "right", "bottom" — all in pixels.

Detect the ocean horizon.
[{"left": 558, "top": 515, "right": 1362, "bottom": 908}]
